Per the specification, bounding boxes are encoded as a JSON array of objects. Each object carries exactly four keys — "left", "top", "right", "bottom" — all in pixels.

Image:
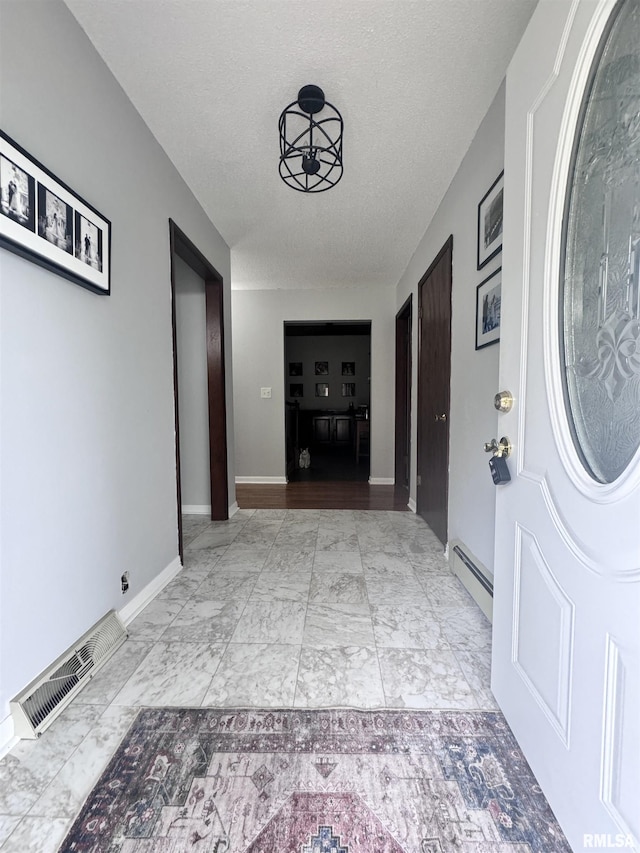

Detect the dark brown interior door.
[
  {"left": 417, "top": 236, "right": 453, "bottom": 545},
  {"left": 395, "top": 295, "right": 412, "bottom": 494}
]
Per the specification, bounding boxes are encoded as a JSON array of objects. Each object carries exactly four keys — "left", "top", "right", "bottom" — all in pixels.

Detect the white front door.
[{"left": 492, "top": 1, "right": 640, "bottom": 851}]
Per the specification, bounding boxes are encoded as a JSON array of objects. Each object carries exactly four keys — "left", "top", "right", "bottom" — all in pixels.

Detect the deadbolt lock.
[
  {"left": 483, "top": 436, "right": 513, "bottom": 458},
  {"left": 494, "top": 390, "right": 515, "bottom": 413}
]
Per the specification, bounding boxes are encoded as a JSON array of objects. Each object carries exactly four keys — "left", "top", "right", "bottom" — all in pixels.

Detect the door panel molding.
[
  {"left": 513, "top": 524, "right": 574, "bottom": 746},
  {"left": 601, "top": 633, "right": 639, "bottom": 841}
]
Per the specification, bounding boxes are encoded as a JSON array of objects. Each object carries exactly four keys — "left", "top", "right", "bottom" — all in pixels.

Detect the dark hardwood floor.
[
  {"left": 288, "top": 448, "right": 369, "bottom": 483},
  {"left": 235, "top": 481, "right": 410, "bottom": 511}
]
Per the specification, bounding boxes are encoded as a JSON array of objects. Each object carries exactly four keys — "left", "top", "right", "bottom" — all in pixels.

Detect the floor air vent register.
[{"left": 10, "top": 610, "right": 127, "bottom": 739}]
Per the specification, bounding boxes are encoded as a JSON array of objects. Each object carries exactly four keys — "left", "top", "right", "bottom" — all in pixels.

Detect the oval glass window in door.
[{"left": 560, "top": 0, "right": 640, "bottom": 483}]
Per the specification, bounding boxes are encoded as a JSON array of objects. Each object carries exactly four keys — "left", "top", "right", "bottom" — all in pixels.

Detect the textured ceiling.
[{"left": 63, "top": 0, "right": 537, "bottom": 291}]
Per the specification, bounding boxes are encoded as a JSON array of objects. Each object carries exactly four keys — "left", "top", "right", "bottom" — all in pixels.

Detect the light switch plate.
[{"left": 260, "top": 387, "right": 272, "bottom": 398}]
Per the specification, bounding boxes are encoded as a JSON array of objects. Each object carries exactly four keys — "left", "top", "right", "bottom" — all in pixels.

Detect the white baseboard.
[
  {"left": 118, "top": 556, "right": 182, "bottom": 626},
  {"left": 369, "top": 477, "right": 394, "bottom": 485},
  {"left": 0, "top": 713, "right": 18, "bottom": 759},
  {"left": 408, "top": 498, "right": 417, "bottom": 513},
  {"left": 235, "top": 476, "right": 287, "bottom": 484},
  {"left": 183, "top": 503, "right": 240, "bottom": 518}
]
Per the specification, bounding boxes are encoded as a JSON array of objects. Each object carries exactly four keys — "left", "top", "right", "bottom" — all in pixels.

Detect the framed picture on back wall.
[
  {"left": 477, "top": 170, "right": 503, "bottom": 270},
  {"left": 475, "top": 268, "right": 502, "bottom": 350}
]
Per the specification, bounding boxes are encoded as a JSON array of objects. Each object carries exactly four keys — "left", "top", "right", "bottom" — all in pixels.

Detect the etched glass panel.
[{"left": 561, "top": 0, "right": 640, "bottom": 483}]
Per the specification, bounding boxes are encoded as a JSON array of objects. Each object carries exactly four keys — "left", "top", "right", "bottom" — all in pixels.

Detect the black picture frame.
[
  {"left": 289, "top": 362, "right": 303, "bottom": 376},
  {"left": 315, "top": 361, "right": 329, "bottom": 375},
  {"left": 315, "top": 383, "right": 329, "bottom": 397},
  {"left": 289, "top": 383, "right": 303, "bottom": 398},
  {"left": 342, "top": 361, "right": 355, "bottom": 376},
  {"left": 0, "top": 130, "right": 111, "bottom": 295},
  {"left": 475, "top": 268, "right": 502, "bottom": 350},
  {"left": 342, "top": 382, "right": 355, "bottom": 397},
  {"left": 477, "top": 171, "right": 504, "bottom": 270}
]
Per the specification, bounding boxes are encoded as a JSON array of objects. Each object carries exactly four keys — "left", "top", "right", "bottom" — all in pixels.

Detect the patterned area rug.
[{"left": 60, "top": 708, "right": 571, "bottom": 852}]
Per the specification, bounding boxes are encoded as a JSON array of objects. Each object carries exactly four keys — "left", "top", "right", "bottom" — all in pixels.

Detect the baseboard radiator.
[
  {"left": 450, "top": 541, "right": 493, "bottom": 623},
  {"left": 10, "top": 610, "right": 127, "bottom": 739}
]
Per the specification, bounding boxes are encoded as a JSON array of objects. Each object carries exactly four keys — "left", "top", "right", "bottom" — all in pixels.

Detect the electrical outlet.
[
  {"left": 121, "top": 572, "right": 129, "bottom": 594},
  {"left": 260, "top": 387, "right": 272, "bottom": 398}
]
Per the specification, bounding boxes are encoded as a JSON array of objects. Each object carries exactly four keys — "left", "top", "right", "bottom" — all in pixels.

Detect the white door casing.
[{"left": 492, "top": 1, "right": 640, "bottom": 850}]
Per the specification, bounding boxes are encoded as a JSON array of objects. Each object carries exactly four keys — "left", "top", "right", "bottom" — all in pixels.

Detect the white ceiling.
[{"left": 63, "top": 0, "right": 537, "bottom": 291}]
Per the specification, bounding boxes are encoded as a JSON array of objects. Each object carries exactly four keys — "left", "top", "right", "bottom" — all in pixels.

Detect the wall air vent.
[{"left": 10, "top": 610, "right": 127, "bottom": 739}]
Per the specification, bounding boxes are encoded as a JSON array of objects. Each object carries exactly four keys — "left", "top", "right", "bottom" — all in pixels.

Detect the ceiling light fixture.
[{"left": 278, "top": 85, "right": 343, "bottom": 193}]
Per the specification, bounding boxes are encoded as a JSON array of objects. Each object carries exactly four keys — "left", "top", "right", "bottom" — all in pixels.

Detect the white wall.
[
  {"left": 174, "top": 256, "right": 211, "bottom": 510},
  {"left": 0, "top": 1, "right": 233, "bottom": 734},
  {"left": 396, "top": 82, "right": 505, "bottom": 570},
  {"left": 233, "top": 287, "right": 394, "bottom": 482}
]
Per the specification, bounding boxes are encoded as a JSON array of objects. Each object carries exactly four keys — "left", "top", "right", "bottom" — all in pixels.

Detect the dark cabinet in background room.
[{"left": 312, "top": 414, "right": 353, "bottom": 447}]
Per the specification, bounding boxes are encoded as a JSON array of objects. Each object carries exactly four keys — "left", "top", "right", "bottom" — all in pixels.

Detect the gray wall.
[
  {"left": 285, "top": 334, "right": 371, "bottom": 410},
  {"left": 174, "top": 256, "right": 211, "bottom": 510},
  {"left": 233, "top": 287, "right": 395, "bottom": 482},
  {"left": 396, "top": 82, "right": 505, "bottom": 570},
  {"left": 0, "top": 1, "right": 233, "bottom": 731}
]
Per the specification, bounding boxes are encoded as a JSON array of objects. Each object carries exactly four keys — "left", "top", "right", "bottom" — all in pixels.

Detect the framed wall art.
[
  {"left": 314, "top": 361, "right": 329, "bottom": 375},
  {"left": 477, "top": 171, "right": 503, "bottom": 270},
  {"left": 0, "top": 130, "right": 111, "bottom": 295},
  {"left": 475, "top": 268, "right": 502, "bottom": 350},
  {"left": 315, "top": 383, "right": 329, "bottom": 397}
]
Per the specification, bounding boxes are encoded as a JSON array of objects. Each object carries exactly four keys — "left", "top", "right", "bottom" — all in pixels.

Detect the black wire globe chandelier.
[{"left": 278, "top": 85, "right": 344, "bottom": 193}]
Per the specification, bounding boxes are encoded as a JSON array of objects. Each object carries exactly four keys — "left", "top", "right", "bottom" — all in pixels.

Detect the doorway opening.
[
  {"left": 169, "top": 220, "right": 228, "bottom": 562},
  {"left": 284, "top": 321, "right": 371, "bottom": 483}
]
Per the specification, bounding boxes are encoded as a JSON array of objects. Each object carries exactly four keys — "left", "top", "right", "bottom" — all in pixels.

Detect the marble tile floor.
[{"left": 0, "top": 509, "right": 496, "bottom": 851}]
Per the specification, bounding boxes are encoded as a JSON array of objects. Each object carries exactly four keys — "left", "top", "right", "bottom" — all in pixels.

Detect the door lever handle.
[
  {"left": 434, "top": 413, "right": 447, "bottom": 422},
  {"left": 484, "top": 436, "right": 512, "bottom": 457}
]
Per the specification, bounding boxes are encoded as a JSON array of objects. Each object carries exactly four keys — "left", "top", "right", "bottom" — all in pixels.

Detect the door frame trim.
[
  {"left": 395, "top": 294, "right": 412, "bottom": 494},
  {"left": 169, "top": 219, "right": 228, "bottom": 563}
]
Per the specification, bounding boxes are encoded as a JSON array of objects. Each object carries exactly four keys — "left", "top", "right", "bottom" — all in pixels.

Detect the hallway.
[{"left": 0, "top": 508, "right": 493, "bottom": 851}]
